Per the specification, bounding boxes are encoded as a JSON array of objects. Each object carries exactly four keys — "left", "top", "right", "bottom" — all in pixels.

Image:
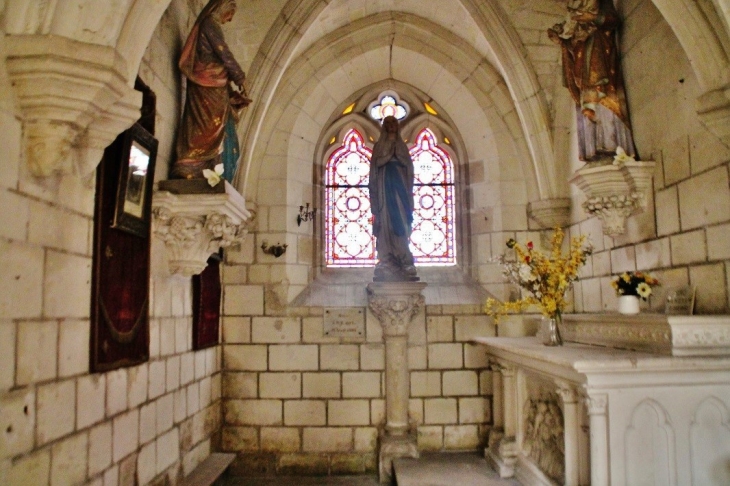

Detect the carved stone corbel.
[
  {"left": 152, "top": 181, "right": 251, "bottom": 277},
  {"left": 569, "top": 159, "right": 656, "bottom": 237},
  {"left": 5, "top": 35, "right": 142, "bottom": 178},
  {"left": 527, "top": 198, "right": 571, "bottom": 230}
]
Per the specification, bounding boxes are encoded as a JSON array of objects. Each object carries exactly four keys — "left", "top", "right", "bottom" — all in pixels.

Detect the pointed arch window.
[{"left": 325, "top": 128, "right": 456, "bottom": 267}]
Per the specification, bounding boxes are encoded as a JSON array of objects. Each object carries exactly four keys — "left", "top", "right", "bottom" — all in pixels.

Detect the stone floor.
[
  {"left": 394, "top": 451, "right": 521, "bottom": 486},
  {"left": 222, "top": 451, "right": 520, "bottom": 486}
]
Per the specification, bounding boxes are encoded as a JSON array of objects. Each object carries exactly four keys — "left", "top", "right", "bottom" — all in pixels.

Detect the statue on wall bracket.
[
  {"left": 172, "top": 0, "right": 251, "bottom": 184},
  {"left": 548, "top": 0, "right": 636, "bottom": 163},
  {"left": 551, "top": 0, "right": 658, "bottom": 237},
  {"left": 151, "top": 0, "right": 253, "bottom": 277}
]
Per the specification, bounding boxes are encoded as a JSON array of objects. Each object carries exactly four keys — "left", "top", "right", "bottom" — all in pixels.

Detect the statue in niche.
[
  {"left": 369, "top": 116, "right": 418, "bottom": 281},
  {"left": 172, "top": 0, "right": 251, "bottom": 183},
  {"left": 548, "top": 0, "right": 637, "bottom": 162}
]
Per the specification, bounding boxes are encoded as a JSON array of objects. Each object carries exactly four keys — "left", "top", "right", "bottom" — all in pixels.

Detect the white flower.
[
  {"left": 637, "top": 282, "right": 652, "bottom": 299},
  {"left": 519, "top": 264, "right": 536, "bottom": 282},
  {"left": 613, "top": 146, "right": 635, "bottom": 166},
  {"left": 202, "top": 163, "right": 224, "bottom": 187}
]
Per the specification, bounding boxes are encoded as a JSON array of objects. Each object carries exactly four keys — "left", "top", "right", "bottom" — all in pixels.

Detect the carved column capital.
[
  {"left": 367, "top": 282, "right": 427, "bottom": 337},
  {"left": 555, "top": 379, "right": 578, "bottom": 404},
  {"left": 152, "top": 181, "right": 251, "bottom": 277},
  {"left": 499, "top": 364, "right": 516, "bottom": 379},
  {"left": 584, "top": 392, "right": 609, "bottom": 415}
]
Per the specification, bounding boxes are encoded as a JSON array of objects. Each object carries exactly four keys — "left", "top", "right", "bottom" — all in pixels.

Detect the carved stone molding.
[
  {"left": 569, "top": 159, "right": 656, "bottom": 237},
  {"left": 367, "top": 282, "right": 427, "bottom": 337},
  {"left": 527, "top": 198, "right": 570, "bottom": 230},
  {"left": 6, "top": 35, "right": 142, "bottom": 178},
  {"left": 561, "top": 314, "right": 730, "bottom": 356},
  {"left": 152, "top": 181, "right": 251, "bottom": 277}
]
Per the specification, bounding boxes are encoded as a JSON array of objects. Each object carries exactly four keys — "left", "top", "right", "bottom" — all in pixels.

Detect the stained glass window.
[
  {"left": 325, "top": 128, "right": 456, "bottom": 267},
  {"left": 325, "top": 129, "right": 375, "bottom": 266},
  {"left": 368, "top": 91, "right": 409, "bottom": 122}
]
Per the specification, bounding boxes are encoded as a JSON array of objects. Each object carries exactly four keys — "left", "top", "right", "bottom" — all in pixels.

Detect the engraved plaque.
[{"left": 324, "top": 308, "right": 365, "bottom": 338}]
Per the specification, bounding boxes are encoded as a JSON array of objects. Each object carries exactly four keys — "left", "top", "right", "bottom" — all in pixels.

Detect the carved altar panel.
[
  {"left": 522, "top": 392, "right": 565, "bottom": 484},
  {"left": 690, "top": 397, "right": 730, "bottom": 485},
  {"left": 625, "top": 399, "right": 677, "bottom": 485},
  {"left": 475, "top": 336, "right": 730, "bottom": 486}
]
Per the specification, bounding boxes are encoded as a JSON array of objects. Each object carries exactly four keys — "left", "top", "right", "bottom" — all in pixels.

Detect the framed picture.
[{"left": 112, "top": 123, "right": 158, "bottom": 237}]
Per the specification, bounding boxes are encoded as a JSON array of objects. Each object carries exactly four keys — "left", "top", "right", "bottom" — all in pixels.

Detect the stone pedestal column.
[
  {"left": 586, "top": 393, "right": 609, "bottom": 486},
  {"left": 556, "top": 381, "right": 580, "bottom": 486},
  {"left": 367, "top": 281, "right": 427, "bottom": 484}
]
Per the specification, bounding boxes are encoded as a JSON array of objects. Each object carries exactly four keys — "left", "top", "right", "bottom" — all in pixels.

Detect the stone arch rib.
[{"left": 236, "top": 0, "right": 557, "bottom": 201}]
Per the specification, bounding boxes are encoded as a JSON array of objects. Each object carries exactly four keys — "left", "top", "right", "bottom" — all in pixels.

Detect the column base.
[
  {"left": 484, "top": 431, "right": 517, "bottom": 478},
  {"left": 378, "top": 433, "right": 419, "bottom": 484}
]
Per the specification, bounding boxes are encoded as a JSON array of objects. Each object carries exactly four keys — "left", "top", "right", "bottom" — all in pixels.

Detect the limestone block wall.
[
  {"left": 0, "top": 2, "right": 226, "bottom": 485},
  {"left": 220, "top": 250, "right": 495, "bottom": 476},
  {"left": 568, "top": 0, "right": 730, "bottom": 314}
]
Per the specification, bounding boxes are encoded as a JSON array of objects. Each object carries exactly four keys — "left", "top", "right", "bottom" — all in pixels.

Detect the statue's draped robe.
[
  {"left": 368, "top": 137, "right": 415, "bottom": 269},
  {"left": 174, "top": 6, "right": 245, "bottom": 180},
  {"left": 555, "top": 0, "right": 636, "bottom": 160}
]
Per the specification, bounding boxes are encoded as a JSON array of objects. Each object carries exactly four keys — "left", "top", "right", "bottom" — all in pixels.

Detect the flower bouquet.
[
  {"left": 484, "top": 227, "right": 593, "bottom": 345},
  {"left": 611, "top": 272, "right": 659, "bottom": 300}
]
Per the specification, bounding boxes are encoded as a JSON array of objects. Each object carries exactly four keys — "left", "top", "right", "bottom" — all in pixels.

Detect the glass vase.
[{"left": 541, "top": 316, "right": 563, "bottom": 346}]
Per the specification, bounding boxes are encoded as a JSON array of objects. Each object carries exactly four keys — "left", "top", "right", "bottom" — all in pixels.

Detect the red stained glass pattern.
[
  {"left": 325, "top": 129, "right": 375, "bottom": 266},
  {"left": 410, "top": 128, "right": 455, "bottom": 264},
  {"left": 325, "top": 128, "right": 456, "bottom": 267}
]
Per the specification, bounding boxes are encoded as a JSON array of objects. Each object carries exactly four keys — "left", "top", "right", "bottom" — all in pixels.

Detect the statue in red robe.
[{"left": 172, "top": 0, "right": 249, "bottom": 181}]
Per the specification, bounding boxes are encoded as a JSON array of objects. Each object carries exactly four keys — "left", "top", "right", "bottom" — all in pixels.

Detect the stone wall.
[
  {"left": 220, "top": 249, "right": 495, "bottom": 475},
  {"left": 567, "top": 0, "right": 730, "bottom": 315},
  {"left": 0, "top": 2, "right": 225, "bottom": 485}
]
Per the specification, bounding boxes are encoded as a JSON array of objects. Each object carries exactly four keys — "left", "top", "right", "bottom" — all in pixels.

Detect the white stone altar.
[
  {"left": 367, "top": 281, "right": 427, "bottom": 484},
  {"left": 474, "top": 315, "right": 730, "bottom": 486}
]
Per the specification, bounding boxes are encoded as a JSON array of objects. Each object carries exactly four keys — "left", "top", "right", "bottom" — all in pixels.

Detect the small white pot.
[{"left": 618, "top": 295, "right": 640, "bottom": 315}]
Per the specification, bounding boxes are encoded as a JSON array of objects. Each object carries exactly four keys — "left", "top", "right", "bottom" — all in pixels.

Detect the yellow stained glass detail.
[
  {"left": 424, "top": 102, "right": 438, "bottom": 116},
  {"left": 329, "top": 136, "right": 337, "bottom": 145},
  {"left": 342, "top": 102, "right": 356, "bottom": 115},
  {"left": 444, "top": 137, "right": 451, "bottom": 145}
]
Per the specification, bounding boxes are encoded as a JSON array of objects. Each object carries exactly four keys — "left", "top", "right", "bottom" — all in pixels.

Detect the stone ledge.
[{"left": 560, "top": 314, "right": 730, "bottom": 356}]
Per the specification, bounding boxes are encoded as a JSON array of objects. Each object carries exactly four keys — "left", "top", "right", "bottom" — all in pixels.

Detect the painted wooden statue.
[
  {"left": 172, "top": 0, "right": 250, "bottom": 182},
  {"left": 548, "top": 0, "right": 636, "bottom": 161}
]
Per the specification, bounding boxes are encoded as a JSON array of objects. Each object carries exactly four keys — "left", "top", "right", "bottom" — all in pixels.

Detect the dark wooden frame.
[
  {"left": 91, "top": 123, "right": 157, "bottom": 372},
  {"left": 192, "top": 253, "right": 223, "bottom": 350},
  {"left": 112, "top": 123, "right": 158, "bottom": 238}
]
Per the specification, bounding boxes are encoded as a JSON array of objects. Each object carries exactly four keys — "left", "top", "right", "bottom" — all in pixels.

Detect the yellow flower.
[
  {"left": 637, "top": 282, "right": 652, "bottom": 299},
  {"left": 484, "top": 227, "right": 593, "bottom": 322}
]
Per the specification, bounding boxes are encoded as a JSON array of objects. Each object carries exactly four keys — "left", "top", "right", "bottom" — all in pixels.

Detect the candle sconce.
[
  {"left": 261, "top": 240, "right": 288, "bottom": 258},
  {"left": 297, "top": 203, "right": 317, "bottom": 226}
]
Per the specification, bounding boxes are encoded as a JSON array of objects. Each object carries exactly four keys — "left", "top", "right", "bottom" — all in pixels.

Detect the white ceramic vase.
[{"left": 618, "top": 295, "right": 640, "bottom": 315}]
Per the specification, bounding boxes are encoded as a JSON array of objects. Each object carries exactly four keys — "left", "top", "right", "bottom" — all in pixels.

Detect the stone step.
[{"left": 393, "top": 451, "right": 521, "bottom": 486}]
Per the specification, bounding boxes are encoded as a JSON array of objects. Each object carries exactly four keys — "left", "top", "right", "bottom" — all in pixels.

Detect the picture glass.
[{"left": 123, "top": 141, "right": 151, "bottom": 219}]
